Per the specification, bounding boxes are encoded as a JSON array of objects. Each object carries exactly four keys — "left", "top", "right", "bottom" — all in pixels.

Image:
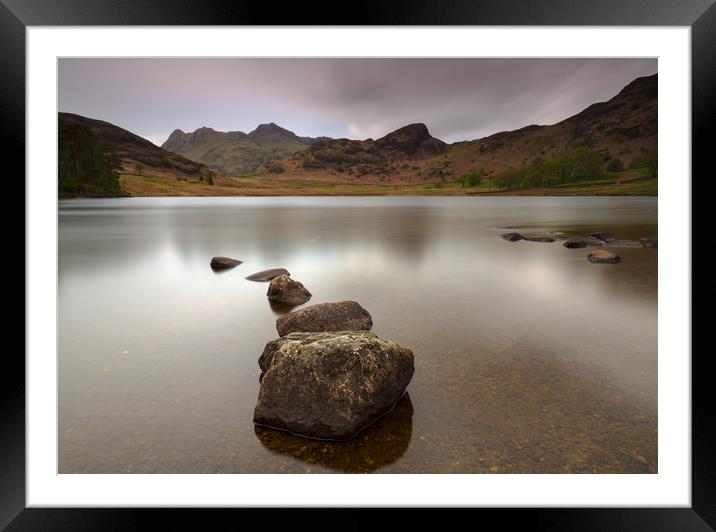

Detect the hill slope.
[
  {"left": 161, "top": 122, "right": 330, "bottom": 175},
  {"left": 59, "top": 112, "right": 210, "bottom": 197},
  {"left": 255, "top": 74, "right": 657, "bottom": 186}
]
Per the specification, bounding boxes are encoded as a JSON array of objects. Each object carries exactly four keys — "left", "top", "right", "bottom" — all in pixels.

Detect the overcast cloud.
[{"left": 58, "top": 58, "right": 656, "bottom": 146}]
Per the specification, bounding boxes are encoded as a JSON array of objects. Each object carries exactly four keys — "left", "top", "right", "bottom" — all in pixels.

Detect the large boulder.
[
  {"left": 253, "top": 331, "right": 415, "bottom": 440},
  {"left": 276, "top": 300, "right": 373, "bottom": 337},
  {"left": 246, "top": 268, "right": 290, "bottom": 281},
  {"left": 267, "top": 274, "right": 311, "bottom": 306},
  {"left": 210, "top": 256, "right": 242, "bottom": 270},
  {"left": 588, "top": 249, "right": 621, "bottom": 264}
]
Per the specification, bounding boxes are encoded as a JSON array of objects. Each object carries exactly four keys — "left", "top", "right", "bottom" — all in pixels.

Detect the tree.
[
  {"left": 206, "top": 170, "right": 215, "bottom": 185},
  {"left": 134, "top": 163, "right": 143, "bottom": 175}
]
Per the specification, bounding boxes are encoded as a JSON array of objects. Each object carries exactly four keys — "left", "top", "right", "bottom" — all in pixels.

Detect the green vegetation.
[
  {"left": 206, "top": 170, "right": 215, "bottom": 185},
  {"left": 629, "top": 155, "right": 658, "bottom": 177},
  {"left": 58, "top": 123, "right": 123, "bottom": 198},
  {"left": 458, "top": 171, "right": 483, "bottom": 187},
  {"left": 606, "top": 158, "right": 624, "bottom": 172}
]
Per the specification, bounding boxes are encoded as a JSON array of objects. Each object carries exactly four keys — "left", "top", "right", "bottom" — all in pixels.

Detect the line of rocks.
[
  {"left": 499, "top": 230, "right": 657, "bottom": 265},
  {"left": 208, "top": 255, "right": 415, "bottom": 441}
]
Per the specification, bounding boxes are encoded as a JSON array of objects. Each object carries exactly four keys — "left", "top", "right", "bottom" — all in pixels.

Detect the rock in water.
[
  {"left": 642, "top": 237, "right": 658, "bottom": 249},
  {"left": 276, "top": 300, "right": 373, "bottom": 337},
  {"left": 606, "top": 240, "right": 645, "bottom": 248},
  {"left": 586, "top": 232, "right": 616, "bottom": 242},
  {"left": 588, "top": 249, "right": 621, "bottom": 264},
  {"left": 563, "top": 238, "right": 588, "bottom": 249},
  {"left": 253, "top": 331, "right": 415, "bottom": 440},
  {"left": 267, "top": 275, "right": 311, "bottom": 306},
  {"left": 210, "top": 256, "right": 242, "bottom": 269},
  {"left": 524, "top": 236, "right": 556, "bottom": 243},
  {"left": 501, "top": 232, "right": 524, "bottom": 242},
  {"left": 580, "top": 236, "right": 606, "bottom": 246},
  {"left": 246, "top": 268, "right": 290, "bottom": 281}
]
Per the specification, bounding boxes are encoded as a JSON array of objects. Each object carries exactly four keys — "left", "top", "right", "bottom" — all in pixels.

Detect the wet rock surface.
[
  {"left": 588, "top": 249, "right": 621, "bottom": 264},
  {"left": 500, "top": 232, "right": 524, "bottom": 242},
  {"left": 267, "top": 275, "right": 311, "bottom": 306},
  {"left": 563, "top": 238, "right": 588, "bottom": 249},
  {"left": 254, "top": 331, "right": 415, "bottom": 440},
  {"left": 210, "top": 256, "right": 242, "bottom": 270},
  {"left": 246, "top": 268, "right": 290, "bottom": 281},
  {"left": 276, "top": 300, "right": 373, "bottom": 337}
]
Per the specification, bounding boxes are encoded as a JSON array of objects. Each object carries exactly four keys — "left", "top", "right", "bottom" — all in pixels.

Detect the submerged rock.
[
  {"left": 642, "top": 237, "right": 658, "bottom": 249},
  {"left": 246, "top": 268, "right": 290, "bottom": 281},
  {"left": 254, "top": 330, "right": 415, "bottom": 440},
  {"left": 210, "top": 256, "right": 242, "bottom": 270},
  {"left": 580, "top": 236, "right": 607, "bottom": 246},
  {"left": 588, "top": 249, "right": 621, "bottom": 264},
  {"left": 524, "top": 236, "right": 556, "bottom": 243},
  {"left": 267, "top": 275, "right": 311, "bottom": 306},
  {"left": 586, "top": 232, "right": 616, "bottom": 242},
  {"left": 607, "top": 240, "right": 645, "bottom": 248},
  {"left": 500, "top": 232, "right": 524, "bottom": 242},
  {"left": 276, "top": 300, "right": 372, "bottom": 337}
]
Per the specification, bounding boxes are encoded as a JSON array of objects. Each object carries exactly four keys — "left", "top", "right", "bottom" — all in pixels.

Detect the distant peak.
[{"left": 250, "top": 122, "right": 293, "bottom": 136}]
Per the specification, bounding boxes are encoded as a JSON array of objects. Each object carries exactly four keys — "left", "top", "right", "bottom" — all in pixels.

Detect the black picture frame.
[{"left": 4, "top": 0, "right": 708, "bottom": 529}]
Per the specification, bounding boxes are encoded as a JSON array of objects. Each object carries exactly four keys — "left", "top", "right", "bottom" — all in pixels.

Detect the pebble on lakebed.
[{"left": 253, "top": 330, "right": 415, "bottom": 441}]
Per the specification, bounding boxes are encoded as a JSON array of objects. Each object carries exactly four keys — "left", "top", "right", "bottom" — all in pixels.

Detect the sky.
[{"left": 58, "top": 58, "right": 656, "bottom": 146}]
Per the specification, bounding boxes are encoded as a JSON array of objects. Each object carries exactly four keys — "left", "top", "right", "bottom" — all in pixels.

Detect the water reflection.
[
  {"left": 58, "top": 196, "right": 657, "bottom": 473},
  {"left": 254, "top": 394, "right": 413, "bottom": 473}
]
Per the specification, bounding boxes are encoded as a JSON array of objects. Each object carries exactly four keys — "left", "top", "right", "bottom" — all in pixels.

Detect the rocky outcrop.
[
  {"left": 588, "top": 249, "right": 621, "bottom": 264},
  {"left": 267, "top": 275, "right": 311, "bottom": 306},
  {"left": 276, "top": 300, "right": 373, "bottom": 337},
  {"left": 246, "top": 268, "right": 290, "bottom": 282},
  {"left": 253, "top": 331, "right": 415, "bottom": 440},
  {"left": 210, "top": 256, "right": 242, "bottom": 270}
]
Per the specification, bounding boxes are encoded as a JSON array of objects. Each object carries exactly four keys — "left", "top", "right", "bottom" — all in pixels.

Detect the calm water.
[{"left": 58, "top": 196, "right": 657, "bottom": 473}]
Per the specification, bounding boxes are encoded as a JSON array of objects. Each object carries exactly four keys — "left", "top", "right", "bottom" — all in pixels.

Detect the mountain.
[
  {"left": 257, "top": 74, "right": 657, "bottom": 185},
  {"left": 161, "top": 122, "right": 330, "bottom": 175},
  {"left": 59, "top": 112, "right": 210, "bottom": 197}
]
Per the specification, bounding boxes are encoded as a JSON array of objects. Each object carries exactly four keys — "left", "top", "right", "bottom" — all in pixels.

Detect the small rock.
[
  {"left": 276, "top": 300, "right": 372, "bottom": 337},
  {"left": 501, "top": 232, "right": 524, "bottom": 242},
  {"left": 563, "top": 238, "right": 588, "bottom": 249},
  {"left": 586, "top": 232, "right": 616, "bottom": 242},
  {"left": 267, "top": 275, "right": 311, "bottom": 306},
  {"left": 588, "top": 249, "right": 621, "bottom": 264},
  {"left": 524, "top": 236, "right": 556, "bottom": 243},
  {"left": 580, "top": 236, "right": 606, "bottom": 246},
  {"left": 254, "top": 330, "right": 414, "bottom": 440},
  {"left": 246, "top": 268, "right": 290, "bottom": 281},
  {"left": 642, "top": 237, "right": 658, "bottom": 249},
  {"left": 606, "top": 240, "right": 645, "bottom": 248},
  {"left": 210, "top": 256, "right": 242, "bottom": 270}
]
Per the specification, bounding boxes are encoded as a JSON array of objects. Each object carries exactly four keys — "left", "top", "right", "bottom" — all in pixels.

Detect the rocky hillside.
[
  {"left": 59, "top": 112, "right": 209, "bottom": 197},
  {"left": 256, "top": 74, "right": 657, "bottom": 185},
  {"left": 162, "top": 122, "right": 330, "bottom": 175}
]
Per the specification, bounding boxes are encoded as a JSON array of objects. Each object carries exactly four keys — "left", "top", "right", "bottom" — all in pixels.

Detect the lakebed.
[{"left": 59, "top": 196, "right": 657, "bottom": 473}]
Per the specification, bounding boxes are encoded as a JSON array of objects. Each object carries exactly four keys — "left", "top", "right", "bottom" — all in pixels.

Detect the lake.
[{"left": 58, "top": 196, "right": 657, "bottom": 473}]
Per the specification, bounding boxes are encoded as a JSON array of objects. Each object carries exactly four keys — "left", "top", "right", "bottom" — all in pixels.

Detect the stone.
[
  {"left": 642, "top": 237, "right": 658, "bottom": 249},
  {"left": 523, "top": 236, "right": 556, "bottom": 243},
  {"left": 501, "top": 232, "right": 524, "bottom": 242},
  {"left": 606, "top": 240, "right": 645, "bottom": 248},
  {"left": 210, "top": 256, "right": 242, "bottom": 269},
  {"left": 563, "top": 238, "right": 588, "bottom": 249},
  {"left": 253, "top": 331, "right": 415, "bottom": 440},
  {"left": 267, "top": 275, "right": 311, "bottom": 306},
  {"left": 588, "top": 249, "right": 621, "bottom": 264},
  {"left": 585, "top": 232, "right": 616, "bottom": 242},
  {"left": 246, "top": 268, "right": 290, "bottom": 281},
  {"left": 276, "top": 300, "right": 372, "bottom": 337}
]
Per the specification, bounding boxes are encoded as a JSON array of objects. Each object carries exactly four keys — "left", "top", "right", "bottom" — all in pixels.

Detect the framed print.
[{"left": 5, "top": 0, "right": 710, "bottom": 528}]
